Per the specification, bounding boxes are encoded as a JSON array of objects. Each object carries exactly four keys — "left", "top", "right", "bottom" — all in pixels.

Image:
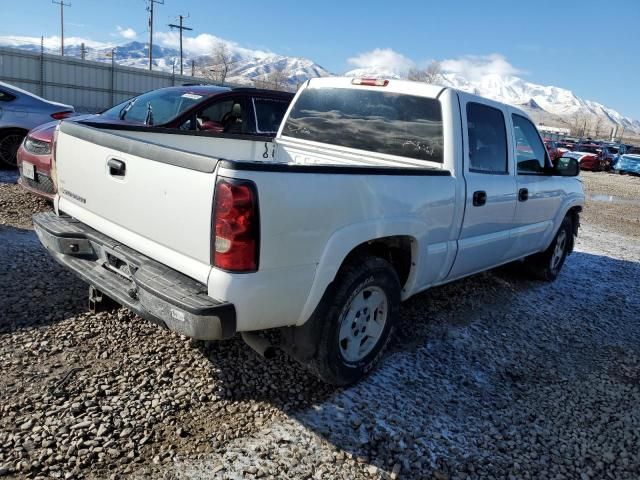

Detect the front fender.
[
  {"left": 295, "top": 217, "right": 429, "bottom": 325},
  {"left": 541, "top": 191, "right": 585, "bottom": 250}
]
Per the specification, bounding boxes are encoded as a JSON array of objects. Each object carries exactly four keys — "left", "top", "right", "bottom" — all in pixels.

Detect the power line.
[
  {"left": 147, "top": 0, "right": 164, "bottom": 70},
  {"left": 52, "top": 0, "right": 71, "bottom": 56},
  {"left": 168, "top": 14, "right": 192, "bottom": 76}
]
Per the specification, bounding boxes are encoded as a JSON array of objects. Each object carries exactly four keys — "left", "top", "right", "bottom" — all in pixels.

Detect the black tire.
[
  {"left": 0, "top": 129, "right": 26, "bottom": 168},
  {"left": 524, "top": 216, "right": 573, "bottom": 281},
  {"left": 284, "top": 255, "right": 401, "bottom": 386}
]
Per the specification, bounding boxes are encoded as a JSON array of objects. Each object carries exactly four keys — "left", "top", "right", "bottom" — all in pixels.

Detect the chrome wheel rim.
[
  {"left": 551, "top": 229, "right": 567, "bottom": 271},
  {"left": 339, "top": 286, "right": 388, "bottom": 363},
  {"left": 0, "top": 134, "right": 23, "bottom": 166}
]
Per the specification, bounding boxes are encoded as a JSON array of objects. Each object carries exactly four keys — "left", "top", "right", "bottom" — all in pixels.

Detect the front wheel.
[
  {"left": 285, "top": 255, "right": 401, "bottom": 385},
  {"left": 524, "top": 216, "right": 573, "bottom": 281}
]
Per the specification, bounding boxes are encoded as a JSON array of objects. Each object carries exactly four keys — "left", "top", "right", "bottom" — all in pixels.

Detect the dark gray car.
[{"left": 0, "top": 81, "right": 74, "bottom": 166}]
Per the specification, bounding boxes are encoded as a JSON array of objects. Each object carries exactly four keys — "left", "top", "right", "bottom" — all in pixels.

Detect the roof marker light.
[{"left": 351, "top": 78, "right": 389, "bottom": 87}]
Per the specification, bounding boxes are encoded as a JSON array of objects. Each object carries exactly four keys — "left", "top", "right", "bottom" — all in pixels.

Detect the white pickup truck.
[{"left": 34, "top": 77, "right": 584, "bottom": 385}]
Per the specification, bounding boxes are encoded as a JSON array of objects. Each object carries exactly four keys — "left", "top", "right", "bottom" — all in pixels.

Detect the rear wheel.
[
  {"left": 524, "top": 216, "right": 573, "bottom": 281},
  {"left": 285, "top": 255, "right": 401, "bottom": 385},
  {"left": 0, "top": 129, "right": 26, "bottom": 167}
]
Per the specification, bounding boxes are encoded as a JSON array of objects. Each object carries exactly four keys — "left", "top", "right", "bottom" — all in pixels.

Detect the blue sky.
[{"left": 2, "top": 0, "right": 639, "bottom": 118}]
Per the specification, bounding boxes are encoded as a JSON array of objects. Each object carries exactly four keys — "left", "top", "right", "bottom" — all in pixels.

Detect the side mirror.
[{"left": 553, "top": 156, "right": 580, "bottom": 176}]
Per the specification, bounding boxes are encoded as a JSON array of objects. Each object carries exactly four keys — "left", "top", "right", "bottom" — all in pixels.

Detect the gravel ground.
[
  {"left": 1, "top": 171, "right": 639, "bottom": 479},
  {"left": 580, "top": 171, "right": 640, "bottom": 239},
  {"left": 0, "top": 171, "right": 50, "bottom": 229}
]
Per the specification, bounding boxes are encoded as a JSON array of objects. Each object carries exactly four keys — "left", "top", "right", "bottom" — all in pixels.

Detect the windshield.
[
  {"left": 282, "top": 87, "right": 444, "bottom": 163},
  {"left": 101, "top": 89, "right": 209, "bottom": 125},
  {"left": 627, "top": 147, "right": 640, "bottom": 155}
]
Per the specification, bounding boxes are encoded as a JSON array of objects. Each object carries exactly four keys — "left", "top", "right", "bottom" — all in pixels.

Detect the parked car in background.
[
  {"left": 572, "top": 143, "right": 604, "bottom": 171},
  {"left": 16, "top": 85, "right": 294, "bottom": 199},
  {"left": 599, "top": 144, "right": 622, "bottom": 171},
  {"left": 556, "top": 141, "right": 574, "bottom": 154},
  {"left": 562, "top": 150, "right": 598, "bottom": 171},
  {"left": 613, "top": 146, "right": 640, "bottom": 174},
  {"left": 544, "top": 139, "right": 563, "bottom": 161},
  {"left": 0, "top": 81, "right": 74, "bottom": 167}
]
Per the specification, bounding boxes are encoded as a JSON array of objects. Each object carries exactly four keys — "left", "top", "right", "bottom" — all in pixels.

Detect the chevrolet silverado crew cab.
[{"left": 34, "top": 77, "right": 584, "bottom": 385}]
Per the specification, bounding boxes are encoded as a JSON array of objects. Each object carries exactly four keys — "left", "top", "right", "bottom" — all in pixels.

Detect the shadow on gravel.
[
  {"left": 0, "top": 165, "right": 18, "bottom": 184},
  {"left": 0, "top": 224, "right": 87, "bottom": 333},
  {"left": 193, "top": 339, "right": 337, "bottom": 411},
  {"left": 191, "top": 250, "right": 640, "bottom": 477}
]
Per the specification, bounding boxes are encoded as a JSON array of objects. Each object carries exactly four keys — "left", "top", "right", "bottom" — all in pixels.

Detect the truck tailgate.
[{"left": 55, "top": 121, "right": 216, "bottom": 283}]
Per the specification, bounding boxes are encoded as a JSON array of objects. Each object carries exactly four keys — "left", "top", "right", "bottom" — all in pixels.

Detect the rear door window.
[
  {"left": 466, "top": 102, "right": 508, "bottom": 173},
  {"left": 282, "top": 87, "right": 443, "bottom": 163},
  {"left": 512, "top": 114, "right": 550, "bottom": 174},
  {"left": 252, "top": 98, "right": 290, "bottom": 134}
]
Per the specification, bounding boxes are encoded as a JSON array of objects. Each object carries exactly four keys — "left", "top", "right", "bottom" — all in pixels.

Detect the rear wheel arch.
[
  {"left": 0, "top": 127, "right": 29, "bottom": 138},
  {"left": 0, "top": 127, "right": 28, "bottom": 167},
  {"left": 339, "top": 235, "right": 415, "bottom": 291},
  {"left": 296, "top": 222, "right": 426, "bottom": 327}
]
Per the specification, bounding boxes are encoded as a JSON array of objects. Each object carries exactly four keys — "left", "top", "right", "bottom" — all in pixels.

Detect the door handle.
[
  {"left": 107, "top": 158, "right": 126, "bottom": 177},
  {"left": 472, "top": 190, "right": 487, "bottom": 207},
  {"left": 518, "top": 188, "right": 529, "bottom": 202}
]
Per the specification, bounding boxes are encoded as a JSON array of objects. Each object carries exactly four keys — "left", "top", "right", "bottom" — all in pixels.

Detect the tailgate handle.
[{"left": 107, "top": 158, "right": 126, "bottom": 177}]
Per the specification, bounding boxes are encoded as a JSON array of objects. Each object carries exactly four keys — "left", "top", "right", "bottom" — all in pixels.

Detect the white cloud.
[
  {"left": 440, "top": 54, "right": 524, "bottom": 81},
  {"left": 116, "top": 26, "right": 137, "bottom": 40},
  {"left": 155, "top": 32, "right": 272, "bottom": 59},
  {"left": 347, "top": 48, "right": 415, "bottom": 72},
  {"left": 0, "top": 34, "right": 113, "bottom": 50}
]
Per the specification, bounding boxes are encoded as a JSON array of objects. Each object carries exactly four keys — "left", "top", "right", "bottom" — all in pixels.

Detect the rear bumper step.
[{"left": 33, "top": 212, "right": 236, "bottom": 340}]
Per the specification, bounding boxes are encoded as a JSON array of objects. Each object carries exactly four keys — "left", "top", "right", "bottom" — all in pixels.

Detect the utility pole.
[
  {"left": 40, "top": 36, "right": 45, "bottom": 97},
  {"left": 80, "top": 42, "right": 86, "bottom": 60},
  {"left": 147, "top": 0, "right": 164, "bottom": 70},
  {"left": 106, "top": 48, "right": 116, "bottom": 106},
  {"left": 168, "top": 14, "right": 192, "bottom": 76},
  {"left": 52, "top": 0, "right": 71, "bottom": 56}
]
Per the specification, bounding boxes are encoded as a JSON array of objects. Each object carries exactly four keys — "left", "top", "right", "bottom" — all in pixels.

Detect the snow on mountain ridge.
[
  {"left": 2, "top": 34, "right": 636, "bottom": 134},
  {"left": 0, "top": 36, "right": 331, "bottom": 89},
  {"left": 345, "top": 67, "right": 640, "bottom": 134}
]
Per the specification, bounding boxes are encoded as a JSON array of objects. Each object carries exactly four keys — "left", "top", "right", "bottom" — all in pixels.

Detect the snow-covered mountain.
[
  {"left": 2, "top": 34, "right": 636, "bottom": 135},
  {"left": 345, "top": 67, "right": 640, "bottom": 135},
  {"left": 0, "top": 36, "right": 331, "bottom": 90}
]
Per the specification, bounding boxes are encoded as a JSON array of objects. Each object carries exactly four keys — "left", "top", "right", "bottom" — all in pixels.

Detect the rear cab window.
[
  {"left": 282, "top": 87, "right": 444, "bottom": 163},
  {"left": 466, "top": 102, "right": 509, "bottom": 174}
]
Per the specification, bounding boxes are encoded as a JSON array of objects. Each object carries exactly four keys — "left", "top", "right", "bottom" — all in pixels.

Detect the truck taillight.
[{"left": 212, "top": 178, "right": 259, "bottom": 272}]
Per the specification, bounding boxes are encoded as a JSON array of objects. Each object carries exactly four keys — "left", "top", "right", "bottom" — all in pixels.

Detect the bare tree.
[
  {"left": 252, "top": 66, "right": 290, "bottom": 91},
  {"left": 200, "top": 41, "right": 237, "bottom": 86},
  {"left": 592, "top": 116, "right": 603, "bottom": 139},
  {"left": 407, "top": 61, "right": 442, "bottom": 84},
  {"left": 569, "top": 113, "right": 586, "bottom": 137}
]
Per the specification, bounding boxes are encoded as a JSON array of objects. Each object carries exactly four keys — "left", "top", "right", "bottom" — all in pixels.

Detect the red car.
[
  {"left": 561, "top": 151, "right": 598, "bottom": 171},
  {"left": 544, "top": 139, "right": 563, "bottom": 161},
  {"left": 16, "top": 121, "right": 61, "bottom": 200},
  {"left": 572, "top": 143, "right": 604, "bottom": 171},
  {"left": 17, "top": 85, "right": 293, "bottom": 199}
]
